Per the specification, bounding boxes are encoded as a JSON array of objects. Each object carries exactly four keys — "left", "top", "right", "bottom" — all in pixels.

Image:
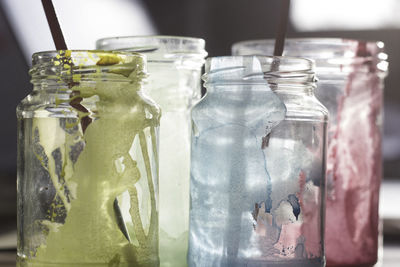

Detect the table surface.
[{"left": 1, "top": 243, "right": 399, "bottom": 267}]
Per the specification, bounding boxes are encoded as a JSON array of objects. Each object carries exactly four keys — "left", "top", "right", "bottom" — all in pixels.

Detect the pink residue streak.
[
  {"left": 274, "top": 171, "right": 323, "bottom": 260},
  {"left": 325, "top": 43, "right": 383, "bottom": 266},
  {"left": 298, "top": 171, "right": 323, "bottom": 259}
]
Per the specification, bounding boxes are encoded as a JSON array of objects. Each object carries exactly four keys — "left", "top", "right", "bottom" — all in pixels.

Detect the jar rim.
[
  {"left": 205, "top": 56, "right": 315, "bottom": 73},
  {"left": 232, "top": 37, "right": 385, "bottom": 52},
  {"left": 234, "top": 37, "right": 384, "bottom": 45},
  {"left": 96, "top": 35, "right": 207, "bottom": 56},
  {"left": 32, "top": 50, "right": 145, "bottom": 63}
]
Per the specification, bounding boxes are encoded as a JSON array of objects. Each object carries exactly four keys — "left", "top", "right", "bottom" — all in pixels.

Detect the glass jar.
[
  {"left": 189, "top": 56, "right": 328, "bottom": 266},
  {"left": 97, "top": 36, "right": 207, "bottom": 267},
  {"left": 232, "top": 38, "right": 388, "bottom": 266},
  {"left": 17, "top": 50, "right": 161, "bottom": 266}
]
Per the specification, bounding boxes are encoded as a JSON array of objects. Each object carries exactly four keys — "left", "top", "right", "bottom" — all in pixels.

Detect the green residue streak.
[{"left": 21, "top": 52, "right": 160, "bottom": 266}]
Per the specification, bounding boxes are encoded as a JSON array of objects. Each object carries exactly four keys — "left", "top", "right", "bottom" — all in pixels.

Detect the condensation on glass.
[
  {"left": 189, "top": 56, "right": 328, "bottom": 267},
  {"left": 96, "top": 36, "right": 207, "bottom": 267},
  {"left": 17, "top": 51, "right": 161, "bottom": 266},
  {"left": 232, "top": 38, "right": 388, "bottom": 266}
]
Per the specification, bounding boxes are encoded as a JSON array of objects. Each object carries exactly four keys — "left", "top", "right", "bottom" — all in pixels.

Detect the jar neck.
[
  {"left": 203, "top": 56, "right": 316, "bottom": 96},
  {"left": 30, "top": 50, "right": 147, "bottom": 95},
  {"left": 32, "top": 77, "right": 142, "bottom": 92},
  {"left": 272, "top": 84, "right": 315, "bottom": 96},
  {"left": 232, "top": 38, "right": 388, "bottom": 76},
  {"left": 205, "top": 84, "right": 315, "bottom": 97},
  {"left": 96, "top": 35, "right": 208, "bottom": 69}
]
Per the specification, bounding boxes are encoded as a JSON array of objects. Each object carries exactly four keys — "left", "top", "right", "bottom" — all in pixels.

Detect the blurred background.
[{"left": 0, "top": 0, "right": 399, "bottom": 265}]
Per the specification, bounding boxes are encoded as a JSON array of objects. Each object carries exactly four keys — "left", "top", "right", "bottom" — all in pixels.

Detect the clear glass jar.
[
  {"left": 189, "top": 56, "right": 328, "bottom": 266},
  {"left": 232, "top": 38, "right": 388, "bottom": 266},
  {"left": 97, "top": 36, "right": 207, "bottom": 267},
  {"left": 17, "top": 50, "right": 161, "bottom": 266}
]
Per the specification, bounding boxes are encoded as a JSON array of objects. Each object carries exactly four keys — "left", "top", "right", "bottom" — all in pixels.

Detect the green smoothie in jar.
[{"left": 17, "top": 50, "right": 161, "bottom": 266}]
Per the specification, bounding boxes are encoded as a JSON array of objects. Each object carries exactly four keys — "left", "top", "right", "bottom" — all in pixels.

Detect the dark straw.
[
  {"left": 273, "top": 0, "right": 291, "bottom": 56},
  {"left": 41, "top": 0, "right": 67, "bottom": 50}
]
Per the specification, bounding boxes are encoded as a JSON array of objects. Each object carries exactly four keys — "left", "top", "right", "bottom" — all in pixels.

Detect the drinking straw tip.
[
  {"left": 41, "top": 0, "right": 68, "bottom": 50},
  {"left": 273, "top": 0, "right": 291, "bottom": 57}
]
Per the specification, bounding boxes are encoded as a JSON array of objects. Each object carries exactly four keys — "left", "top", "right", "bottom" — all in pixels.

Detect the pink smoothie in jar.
[{"left": 323, "top": 41, "right": 387, "bottom": 266}]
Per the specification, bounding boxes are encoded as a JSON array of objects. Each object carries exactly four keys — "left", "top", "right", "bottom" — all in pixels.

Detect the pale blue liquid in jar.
[{"left": 188, "top": 56, "right": 328, "bottom": 267}]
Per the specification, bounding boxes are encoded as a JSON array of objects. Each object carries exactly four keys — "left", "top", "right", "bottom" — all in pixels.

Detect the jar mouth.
[
  {"left": 232, "top": 38, "right": 388, "bottom": 74},
  {"left": 232, "top": 38, "right": 385, "bottom": 58},
  {"left": 96, "top": 35, "right": 207, "bottom": 63},
  {"left": 30, "top": 50, "right": 146, "bottom": 84},
  {"left": 32, "top": 50, "right": 145, "bottom": 65},
  {"left": 203, "top": 56, "right": 316, "bottom": 87}
]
